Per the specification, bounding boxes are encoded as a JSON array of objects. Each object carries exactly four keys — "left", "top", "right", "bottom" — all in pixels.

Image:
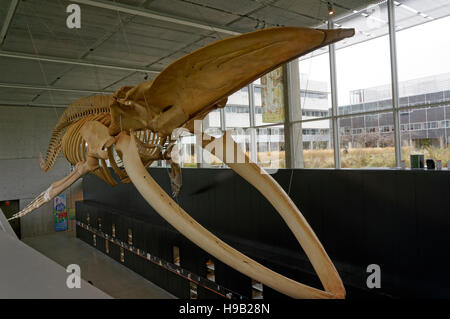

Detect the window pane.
[
  {"left": 396, "top": 8, "right": 450, "bottom": 107},
  {"left": 202, "top": 128, "right": 225, "bottom": 168},
  {"left": 204, "top": 109, "right": 221, "bottom": 128},
  {"left": 400, "top": 106, "right": 450, "bottom": 168},
  {"left": 300, "top": 120, "right": 334, "bottom": 168},
  {"left": 179, "top": 133, "right": 197, "bottom": 168},
  {"left": 395, "top": 2, "right": 450, "bottom": 168},
  {"left": 254, "top": 85, "right": 263, "bottom": 126},
  {"left": 225, "top": 87, "right": 249, "bottom": 128},
  {"left": 256, "top": 125, "right": 285, "bottom": 169},
  {"left": 339, "top": 112, "right": 396, "bottom": 168},
  {"left": 230, "top": 127, "right": 251, "bottom": 162},
  {"left": 335, "top": 1, "right": 392, "bottom": 114},
  {"left": 298, "top": 50, "right": 331, "bottom": 120}
]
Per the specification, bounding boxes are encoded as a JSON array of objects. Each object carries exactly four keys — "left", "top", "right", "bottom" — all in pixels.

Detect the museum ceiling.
[{"left": 0, "top": 0, "right": 448, "bottom": 108}]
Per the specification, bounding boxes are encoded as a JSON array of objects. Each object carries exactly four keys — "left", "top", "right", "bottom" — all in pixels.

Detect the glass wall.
[
  {"left": 290, "top": 0, "right": 450, "bottom": 169},
  {"left": 396, "top": 4, "right": 450, "bottom": 166},
  {"left": 166, "top": 0, "right": 450, "bottom": 170}
]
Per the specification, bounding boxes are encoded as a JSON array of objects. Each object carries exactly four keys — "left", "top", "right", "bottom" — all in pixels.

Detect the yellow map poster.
[{"left": 261, "top": 67, "right": 285, "bottom": 123}]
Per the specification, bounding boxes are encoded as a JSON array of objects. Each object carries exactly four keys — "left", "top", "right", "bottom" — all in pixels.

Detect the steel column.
[
  {"left": 388, "top": 0, "right": 402, "bottom": 167},
  {"left": 248, "top": 84, "right": 258, "bottom": 162},
  {"left": 328, "top": 20, "right": 341, "bottom": 169},
  {"left": 0, "top": 102, "right": 66, "bottom": 108},
  {"left": 284, "top": 60, "right": 304, "bottom": 168},
  {"left": 0, "top": 0, "right": 19, "bottom": 46},
  {"left": 0, "top": 82, "right": 113, "bottom": 95},
  {"left": 0, "top": 50, "right": 160, "bottom": 74}
]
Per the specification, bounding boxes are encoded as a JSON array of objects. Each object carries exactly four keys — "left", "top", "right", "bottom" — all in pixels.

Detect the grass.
[
  {"left": 340, "top": 147, "right": 397, "bottom": 168},
  {"left": 305, "top": 146, "right": 450, "bottom": 168},
  {"left": 179, "top": 146, "right": 450, "bottom": 169},
  {"left": 180, "top": 152, "right": 287, "bottom": 168},
  {"left": 303, "top": 149, "right": 334, "bottom": 168},
  {"left": 255, "top": 151, "right": 286, "bottom": 168}
]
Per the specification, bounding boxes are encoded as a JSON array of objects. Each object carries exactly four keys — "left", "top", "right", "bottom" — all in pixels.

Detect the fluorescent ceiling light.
[
  {"left": 369, "top": 16, "right": 386, "bottom": 24},
  {"left": 400, "top": 4, "right": 419, "bottom": 14}
]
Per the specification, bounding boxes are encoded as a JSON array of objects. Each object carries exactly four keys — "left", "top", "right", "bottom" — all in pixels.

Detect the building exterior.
[{"left": 340, "top": 72, "right": 450, "bottom": 149}]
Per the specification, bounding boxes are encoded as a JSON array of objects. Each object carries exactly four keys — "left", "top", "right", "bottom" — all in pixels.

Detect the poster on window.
[
  {"left": 262, "top": 67, "right": 285, "bottom": 123},
  {"left": 54, "top": 194, "right": 68, "bottom": 231}
]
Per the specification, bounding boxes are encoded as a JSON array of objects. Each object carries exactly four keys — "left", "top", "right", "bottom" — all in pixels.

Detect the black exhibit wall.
[{"left": 76, "top": 168, "right": 450, "bottom": 299}]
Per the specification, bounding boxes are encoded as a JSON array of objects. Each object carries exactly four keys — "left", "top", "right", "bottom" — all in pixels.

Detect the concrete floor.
[{"left": 22, "top": 230, "right": 176, "bottom": 299}]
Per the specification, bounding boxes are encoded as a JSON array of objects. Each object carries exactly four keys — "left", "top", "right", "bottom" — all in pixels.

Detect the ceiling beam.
[
  {"left": 0, "top": 0, "right": 19, "bottom": 46},
  {"left": 0, "top": 50, "right": 161, "bottom": 74},
  {"left": 0, "top": 102, "right": 67, "bottom": 108},
  {"left": 72, "top": 0, "right": 242, "bottom": 36},
  {"left": 0, "top": 82, "right": 114, "bottom": 95}
]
